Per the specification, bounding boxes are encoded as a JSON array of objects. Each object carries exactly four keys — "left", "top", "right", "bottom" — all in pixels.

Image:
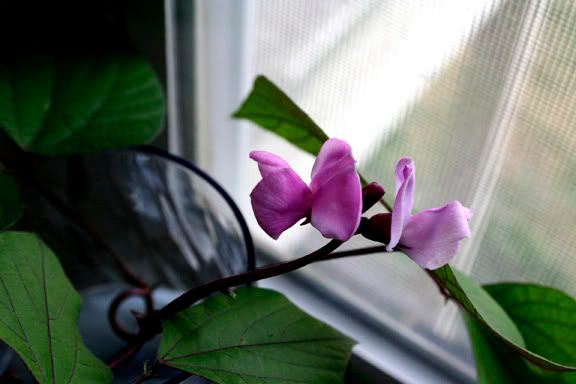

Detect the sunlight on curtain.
[{"left": 247, "top": 0, "right": 576, "bottom": 373}]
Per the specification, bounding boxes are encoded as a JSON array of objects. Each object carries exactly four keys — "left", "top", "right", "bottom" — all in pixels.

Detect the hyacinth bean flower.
[
  {"left": 387, "top": 157, "right": 472, "bottom": 269},
  {"left": 250, "top": 138, "right": 362, "bottom": 241}
]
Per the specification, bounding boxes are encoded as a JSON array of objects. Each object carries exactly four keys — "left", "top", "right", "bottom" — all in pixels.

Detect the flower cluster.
[{"left": 249, "top": 139, "right": 471, "bottom": 270}]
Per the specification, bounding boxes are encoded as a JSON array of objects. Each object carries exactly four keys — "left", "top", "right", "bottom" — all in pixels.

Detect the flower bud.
[
  {"left": 359, "top": 213, "right": 392, "bottom": 244},
  {"left": 361, "top": 182, "right": 385, "bottom": 212}
]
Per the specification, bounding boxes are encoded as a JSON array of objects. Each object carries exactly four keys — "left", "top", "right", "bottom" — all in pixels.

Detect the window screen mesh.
[{"left": 249, "top": 0, "right": 576, "bottom": 371}]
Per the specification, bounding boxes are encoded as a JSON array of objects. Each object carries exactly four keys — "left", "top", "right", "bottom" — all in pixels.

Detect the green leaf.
[
  {"left": 0, "top": 173, "right": 22, "bottom": 230},
  {"left": 0, "top": 54, "right": 165, "bottom": 155},
  {"left": 233, "top": 76, "right": 329, "bottom": 156},
  {"left": 463, "top": 313, "right": 517, "bottom": 384},
  {"left": 0, "top": 232, "right": 112, "bottom": 383},
  {"left": 0, "top": 58, "right": 54, "bottom": 147},
  {"left": 434, "top": 266, "right": 576, "bottom": 372},
  {"left": 464, "top": 283, "right": 576, "bottom": 383},
  {"left": 485, "top": 283, "right": 576, "bottom": 367},
  {"left": 435, "top": 267, "right": 524, "bottom": 346},
  {"left": 158, "top": 287, "right": 354, "bottom": 384}
]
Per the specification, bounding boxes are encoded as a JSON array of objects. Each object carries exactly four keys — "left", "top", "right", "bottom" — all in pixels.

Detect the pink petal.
[
  {"left": 250, "top": 151, "right": 291, "bottom": 177},
  {"left": 311, "top": 168, "right": 362, "bottom": 241},
  {"left": 308, "top": 139, "right": 362, "bottom": 240},
  {"left": 310, "top": 138, "right": 356, "bottom": 191},
  {"left": 250, "top": 168, "right": 312, "bottom": 239},
  {"left": 400, "top": 201, "right": 472, "bottom": 269},
  {"left": 387, "top": 157, "right": 415, "bottom": 251}
]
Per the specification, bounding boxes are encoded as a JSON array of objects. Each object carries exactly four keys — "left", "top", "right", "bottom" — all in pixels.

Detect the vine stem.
[
  {"left": 317, "top": 245, "right": 387, "bottom": 261},
  {"left": 108, "top": 341, "right": 145, "bottom": 370},
  {"left": 380, "top": 197, "right": 393, "bottom": 212},
  {"left": 152, "top": 239, "right": 343, "bottom": 325}
]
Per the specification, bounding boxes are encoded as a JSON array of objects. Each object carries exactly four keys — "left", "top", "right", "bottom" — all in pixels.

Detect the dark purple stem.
[
  {"left": 108, "top": 287, "right": 155, "bottom": 342},
  {"left": 108, "top": 340, "right": 145, "bottom": 370},
  {"left": 143, "top": 240, "right": 343, "bottom": 331},
  {"left": 318, "top": 245, "right": 388, "bottom": 261}
]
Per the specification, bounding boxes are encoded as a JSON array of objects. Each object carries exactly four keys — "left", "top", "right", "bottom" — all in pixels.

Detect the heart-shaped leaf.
[
  {"left": 158, "top": 287, "right": 354, "bottom": 384},
  {"left": 465, "top": 283, "right": 576, "bottom": 383},
  {"left": 0, "top": 232, "right": 112, "bottom": 383},
  {"left": 0, "top": 173, "right": 22, "bottom": 230},
  {"left": 234, "top": 76, "right": 576, "bottom": 373},
  {"left": 0, "top": 54, "right": 164, "bottom": 155}
]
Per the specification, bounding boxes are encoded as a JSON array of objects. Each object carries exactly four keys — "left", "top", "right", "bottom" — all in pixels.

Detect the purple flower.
[
  {"left": 250, "top": 138, "right": 362, "bottom": 241},
  {"left": 388, "top": 157, "right": 472, "bottom": 269}
]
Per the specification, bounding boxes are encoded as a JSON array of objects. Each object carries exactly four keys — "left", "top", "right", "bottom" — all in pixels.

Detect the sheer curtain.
[{"left": 168, "top": 0, "right": 576, "bottom": 382}]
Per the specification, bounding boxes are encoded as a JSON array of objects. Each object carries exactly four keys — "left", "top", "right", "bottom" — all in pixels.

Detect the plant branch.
[
  {"left": 380, "top": 198, "right": 393, "bottom": 212},
  {"left": 135, "top": 240, "right": 343, "bottom": 339},
  {"left": 108, "top": 340, "right": 145, "bottom": 370},
  {"left": 316, "top": 245, "right": 388, "bottom": 261},
  {"left": 159, "top": 239, "right": 342, "bottom": 321}
]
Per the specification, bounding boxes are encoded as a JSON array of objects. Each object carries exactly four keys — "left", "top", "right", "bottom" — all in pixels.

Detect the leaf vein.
[
  {"left": 40, "top": 239, "right": 57, "bottom": 384},
  {"left": 163, "top": 337, "right": 347, "bottom": 362}
]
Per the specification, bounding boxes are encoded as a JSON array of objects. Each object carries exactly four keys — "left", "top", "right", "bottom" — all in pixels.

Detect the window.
[{"left": 166, "top": 1, "right": 576, "bottom": 382}]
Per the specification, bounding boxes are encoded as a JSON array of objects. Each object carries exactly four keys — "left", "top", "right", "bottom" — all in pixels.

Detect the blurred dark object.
[
  {"left": 0, "top": 1, "right": 163, "bottom": 59},
  {"left": 19, "top": 147, "right": 254, "bottom": 290}
]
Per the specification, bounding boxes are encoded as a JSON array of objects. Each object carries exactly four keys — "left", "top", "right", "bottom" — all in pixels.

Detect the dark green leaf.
[
  {"left": 0, "top": 173, "right": 21, "bottom": 230},
  {"left": 0, "top": 232, "right": 112, "bottom": 383},
  {"left": 0, "top": 58, "right": 54, "bottom": 148},
  {"left": 0, "top": 54, "right": 164, "bottom": 155},
  {"left": 233, "top": 76, "right": 329, "bottom": 156},
  {"left": 484, "top": 283, "right": 576, "bottom": 367},
  {"left": 464, "top": 283, "right": 576, "bottom": 383},
  {"left": 464, "top": 313, "right": 517, "bottom": 384},
  {"left": 435, "top": 267, "right": 524, "bottom": 346},
  {"left": 434, "top": 267, "right": 576, "bottom": 372},
  {"left": 158, "top": 287, "right": 354, "bottom": 384}
]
